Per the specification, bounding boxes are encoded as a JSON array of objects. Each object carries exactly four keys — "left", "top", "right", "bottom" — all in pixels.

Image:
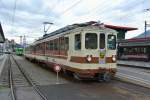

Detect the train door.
[
  {"left": 99, "top": 33, "right": 106, "bottom": 64},
  {"left": 107, "top": 34, "right": 117, "bottom": 62}
]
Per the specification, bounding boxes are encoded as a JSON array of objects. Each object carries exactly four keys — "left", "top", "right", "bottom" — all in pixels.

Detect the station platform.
[
  {"left": 0, "top": 54, "right": 7, "bottom": 76},
  {"left": 117, "top": 60, "right": 150, "bottom": 69}
]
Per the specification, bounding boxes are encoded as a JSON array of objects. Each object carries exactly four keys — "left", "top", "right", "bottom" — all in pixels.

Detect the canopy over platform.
[
  {"left": 104, "top": 24, "right": 137, "bottom": 31},
  {"left": 104, "top": 24, "right": 137, "bottom": 40},
  {"left": 0, "top": 23, "right": 5, "bottom": 43}
]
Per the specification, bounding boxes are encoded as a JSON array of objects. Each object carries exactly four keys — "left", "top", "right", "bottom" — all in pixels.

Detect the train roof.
[
  {"left": 36, "top": 21, "right": 109, "bottom": 42},
  {"left": 37, "top": 21, "right": 137, "bottom": 42}
]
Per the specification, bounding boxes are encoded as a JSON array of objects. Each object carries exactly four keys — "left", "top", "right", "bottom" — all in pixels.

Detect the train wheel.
[
  {"left": 98, "top": 72, "right": 111, "bottom": 82},
  {"left": 103, "top": 72, "right": 111, "bottom": 82},
  {"left": 73, "top": 73, "right": 81, "bottom": 80},
  {"left": 63, "top": 70, "right": 73, "bottom": 77},
  {"left": 98, "top": 73, "right": 104, "bottom": 82}
]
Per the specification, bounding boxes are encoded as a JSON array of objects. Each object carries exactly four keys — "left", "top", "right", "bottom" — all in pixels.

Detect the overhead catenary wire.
[
  {"left": 58, "top": 0, "right": 83, "bottom": 18},
  {"left": 11, "top": 0, "right": 18, "bottom": 34},
  {"left": 100, "top": 0, "right": 146, "bottom": 23}
]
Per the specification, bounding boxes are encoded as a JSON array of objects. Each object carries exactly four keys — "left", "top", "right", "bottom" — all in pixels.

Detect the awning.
[{"left": 104, "top": 24, "right": 138, "bottom": 31}]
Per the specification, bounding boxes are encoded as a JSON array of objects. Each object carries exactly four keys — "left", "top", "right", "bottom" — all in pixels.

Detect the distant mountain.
[{"left": 135, "top": 30, "right": 150, "bottom": 38}]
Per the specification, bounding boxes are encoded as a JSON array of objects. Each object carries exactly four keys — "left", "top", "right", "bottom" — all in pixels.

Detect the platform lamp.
[{"left": 43, "top": 22, "right": 53, "bottom": 35}]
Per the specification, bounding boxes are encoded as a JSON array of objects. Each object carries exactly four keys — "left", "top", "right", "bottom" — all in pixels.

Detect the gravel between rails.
[{"left": 13, "top": 55, "right": 70, "bottom": 86}]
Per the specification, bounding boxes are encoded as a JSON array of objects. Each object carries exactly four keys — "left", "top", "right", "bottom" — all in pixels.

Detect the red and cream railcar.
[{"left": 24, "top": 22, "right": 117, "bottom": 81}]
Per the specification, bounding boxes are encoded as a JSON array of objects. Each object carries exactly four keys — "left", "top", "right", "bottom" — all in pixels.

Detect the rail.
[
  {"left": 8, "top": 55, "right": 17, "bottom": 100},
  {"left": 9, "top": 54, "right": 48, "bottom": 100}
]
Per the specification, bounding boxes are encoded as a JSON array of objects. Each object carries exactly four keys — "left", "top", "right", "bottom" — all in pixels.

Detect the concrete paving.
[
  {"left": 117, "top": 60, "right": 150, "bottom": 68},
  {"left": 0, "top": 55, "right": 11, "bottom": 100},
  {"left": 0, "top": 54, "right": 6, "bottom": 76},
  {"left": 16, "top": 87, "right": 42, "bottom": 100},
  {"left": 39, "top": 81, "right": 150, "bottom": 100},
  {"left": 0, "top": 87, "right": 11, "bottom": 100},
  {"left": 14, "top": 55, "right": 69, "bottom": 85},
  {"left": 117, "top": 66, "right": 150, "bottom": 88}
]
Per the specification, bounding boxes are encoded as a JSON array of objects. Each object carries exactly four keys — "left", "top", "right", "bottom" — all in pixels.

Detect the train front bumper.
[{"left": 74, "top": 68, "right": 117, "bottom": 79}]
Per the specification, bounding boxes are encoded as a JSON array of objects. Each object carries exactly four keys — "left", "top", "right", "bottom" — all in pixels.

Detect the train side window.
[
  {"left": 54, "top": 39, "right": 58, "bottom": 50},
  {"left": 85, "top": 33, "right": 97, "bottom": 49},
  {"left": 65, "top": 37, "right": 69, "bottom": 50},
  {"left": 100, "top": 34, "right": 105, "bottom": 49},
  {"left": 75, "top": 34, "right": 81, "bottom": 50},
  {"left": 50, "top": 41, "right": 53, "bottom": 50}
]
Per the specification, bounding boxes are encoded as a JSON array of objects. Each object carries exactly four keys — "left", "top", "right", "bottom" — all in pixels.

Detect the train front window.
[
  {"left": 75, "top": 34, "right": 81, "bottom": 50},
  {"left": 107, "top": 35, "right": 116, "bottom": 50},
  {"left": 85, "top": 33, "right": 97, "bottom": 49},
  {"left": 100, "top": 34, "right": 105, "bottom": 49}
]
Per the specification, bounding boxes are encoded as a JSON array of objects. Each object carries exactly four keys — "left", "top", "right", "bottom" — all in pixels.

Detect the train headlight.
[
  {"left": 112, "top": 55, "right": 116, "bottom": 62},
  {"left": 86, "top": 55, "right": 92, "bottom": 62}
]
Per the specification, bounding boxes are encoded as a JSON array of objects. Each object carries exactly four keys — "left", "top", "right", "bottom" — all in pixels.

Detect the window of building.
[
  {"left": 85, "top": 33, "right": 97, "bottom": 49},
  {"left": 75, "top": 34, "right": 81, "bottom": 50}
]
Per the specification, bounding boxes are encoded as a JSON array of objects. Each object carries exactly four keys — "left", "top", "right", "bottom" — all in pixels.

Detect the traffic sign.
[
  {"left": 54, "top": 65, "right": 61, "bottom": 72},
  {"left": 54, "top": 65, "right": 61, "bottom": 84}
]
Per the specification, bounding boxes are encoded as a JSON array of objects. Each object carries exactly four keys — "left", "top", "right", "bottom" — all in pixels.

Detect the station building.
[
  {"left": 0, "top": 23, "right": 5, "bottom": 53},
  {"left": 118, "top": 30, "right": 150, "bottom": 61},
  {"left": 0, "top": 23, "right": 5, "bottom": 43}
]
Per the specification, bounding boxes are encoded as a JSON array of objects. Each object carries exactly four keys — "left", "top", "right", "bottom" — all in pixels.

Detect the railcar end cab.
[{"left": 68, "top": 27, "right": 117, "bottom": 81}]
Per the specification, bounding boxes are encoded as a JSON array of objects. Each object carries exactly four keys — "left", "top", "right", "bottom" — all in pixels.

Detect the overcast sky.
[{"left": 0, "top": 0, "right": 150, "bottom": 43}]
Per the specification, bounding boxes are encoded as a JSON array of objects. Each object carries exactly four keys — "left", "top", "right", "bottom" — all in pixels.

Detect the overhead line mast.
[{"left": 144, "top": 8, "right": 150, "bottom": 37}]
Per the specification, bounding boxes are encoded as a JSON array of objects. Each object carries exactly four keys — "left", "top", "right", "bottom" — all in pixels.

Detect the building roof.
[
  {"left": 135, "top": 30, "right": 150, "bottom": 38},
  {"left": 0, "top": 23, "right": 5, "bottom": 43},
  {"left": 104, "top": 24, "right": 138, "bottom": 31},
  {"left": 118, "top": 36, "right": 150, "bottom": 47}
]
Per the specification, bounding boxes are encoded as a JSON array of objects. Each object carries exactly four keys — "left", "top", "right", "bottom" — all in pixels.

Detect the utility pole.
[
  {"left": 20, "top": 36, "right": 22, "bottom": 45},
  {"left": 144, "top": 21, "right": 150, "bottom": 37},
  {"left": 145, "top": 21, "right": 147, "bottom": 37},
  {"left": 143, "top": 8, "right": 150, "bottom": 37},
  {"left": 23, "top": 35, "right": 26, "bottom": 48}
]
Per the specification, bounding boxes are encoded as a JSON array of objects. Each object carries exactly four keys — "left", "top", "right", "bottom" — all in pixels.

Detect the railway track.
[
  {"left": 6, "top": 55, "right": 150, "bottom": 100},
  {"left": 8, "top": 55, "right": 48, "bottom": 100}
]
